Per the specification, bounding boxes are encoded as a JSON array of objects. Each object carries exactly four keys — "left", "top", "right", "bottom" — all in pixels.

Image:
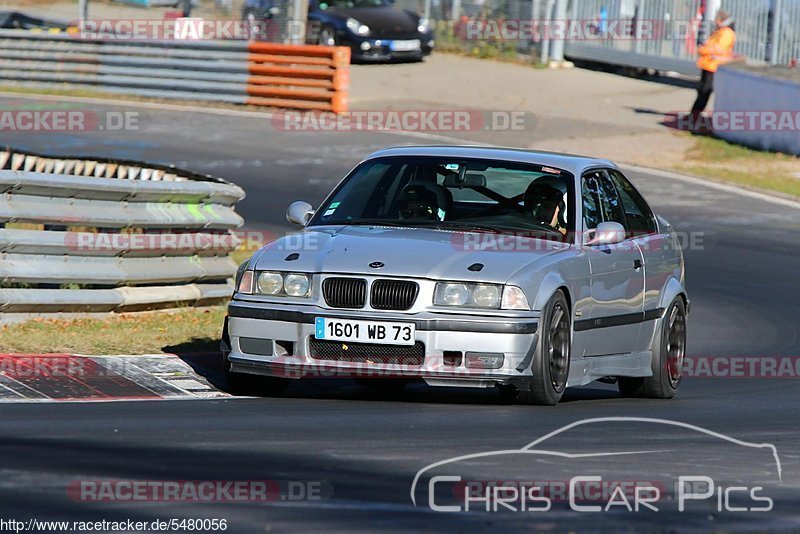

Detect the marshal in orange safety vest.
[
  {"left": 697, "top": 24, "right": 736, "bottom": 72},
  {"left": 692, "top": 11, "right": 736, "bottom": 114}
]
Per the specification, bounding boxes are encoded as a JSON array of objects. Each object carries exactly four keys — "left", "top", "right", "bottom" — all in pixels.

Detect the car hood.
[
  {"left": 252, "top": 225, "right": 568, "bottom": 284},
  {"left": 327, "top": 7, "right": 418, "bottom": 32}
]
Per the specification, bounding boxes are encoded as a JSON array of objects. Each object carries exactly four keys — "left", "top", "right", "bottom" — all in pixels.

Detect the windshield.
[{"left": 309, "top": 156, "right": 575, "bottom": 240}]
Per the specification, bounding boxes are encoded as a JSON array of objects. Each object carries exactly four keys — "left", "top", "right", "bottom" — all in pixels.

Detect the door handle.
[{"left": 633, "top": 259, "right": 643, "bottom": 270}]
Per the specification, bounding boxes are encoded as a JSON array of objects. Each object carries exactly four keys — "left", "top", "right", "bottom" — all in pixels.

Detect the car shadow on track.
[{"left": 165, "top": 346, "right": 622, "bottom": 405}]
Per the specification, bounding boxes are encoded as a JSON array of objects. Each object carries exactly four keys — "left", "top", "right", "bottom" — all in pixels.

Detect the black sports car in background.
[{"left": 241, "top": 0, "right": 434, "bottom": 61}]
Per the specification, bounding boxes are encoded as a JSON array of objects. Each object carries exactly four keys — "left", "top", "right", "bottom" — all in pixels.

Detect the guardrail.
[
  {"left": 0, "top": 147, "right": 246, "bottom": 314},
  {"left": 0, "top": 30, "right": 350, "bottom": 113}
]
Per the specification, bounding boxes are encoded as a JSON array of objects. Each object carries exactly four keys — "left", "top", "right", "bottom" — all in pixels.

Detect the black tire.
[
  {"left": 507, "top": 290, "right": 572, "bottom": 406},
  {"left": 619, "top": 297, "right": 686, "bottom": 399}
]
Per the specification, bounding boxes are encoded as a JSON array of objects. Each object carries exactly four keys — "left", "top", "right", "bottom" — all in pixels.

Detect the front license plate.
[
  {"left": 315, "top": 317, "right": 415, "bottom": 346},
  {"left": 389, "top": 39, "right": 421, "bottom": 52}
]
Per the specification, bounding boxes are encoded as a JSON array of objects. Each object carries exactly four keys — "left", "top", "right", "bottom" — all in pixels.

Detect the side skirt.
[{"left": 566, "top": 351, "right": 653, "bottom": 387}]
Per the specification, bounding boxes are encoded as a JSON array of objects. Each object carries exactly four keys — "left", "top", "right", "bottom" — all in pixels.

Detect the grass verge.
[
  {"left": 0, "top": 306, "right": 226, "bottom": 355},
  {"left": 675, "top": 135, "right": 800, "bottom": 198},
  {"left": 433, "top": 22, "right": 547, "bottom": 66}
]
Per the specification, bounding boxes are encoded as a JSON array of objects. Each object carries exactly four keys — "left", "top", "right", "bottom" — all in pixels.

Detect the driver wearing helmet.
[
  {"left": 523, "top": 176, "right": 568, "bottom": 235},
  {"left": 396, "top": 183, "right": 443, "bottom": 222}
]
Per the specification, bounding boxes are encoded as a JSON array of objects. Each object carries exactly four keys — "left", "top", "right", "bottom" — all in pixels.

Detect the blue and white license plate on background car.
[
  {"left": 389, "top": 39, "right": 421, "bottom": 52},
  {"left": 315, "top": 317, "right": 415, "bottom": 345}
]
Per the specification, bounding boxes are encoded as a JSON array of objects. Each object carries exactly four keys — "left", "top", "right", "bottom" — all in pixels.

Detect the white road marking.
[{"left": 623, "top": 164, "right": 800, "bottom": 210}]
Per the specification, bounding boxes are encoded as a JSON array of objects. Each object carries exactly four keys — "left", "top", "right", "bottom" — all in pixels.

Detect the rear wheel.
[
  {"left": 502, "top": 290, "right": 571, "bottom": 406},
  {"left": 619, "top": 297, "right": 686, "bottom": 399}
]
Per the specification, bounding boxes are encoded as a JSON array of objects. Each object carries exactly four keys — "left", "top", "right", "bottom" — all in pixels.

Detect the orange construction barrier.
[{"left": 245, "top": 42, "right": 350, "bottom": 113}]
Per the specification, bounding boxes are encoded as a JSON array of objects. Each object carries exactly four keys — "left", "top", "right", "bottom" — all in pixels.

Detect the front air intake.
[
  {"left": 322, "top": 277, "right": 367, "bottom": 309},
  {"left": 370, "top": 280, "right": 419, "bottom": 311}
]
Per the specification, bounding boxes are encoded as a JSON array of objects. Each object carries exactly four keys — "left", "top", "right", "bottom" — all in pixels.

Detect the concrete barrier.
[{"left": 714, "top": 65, "right": 800, "bottom": 156}]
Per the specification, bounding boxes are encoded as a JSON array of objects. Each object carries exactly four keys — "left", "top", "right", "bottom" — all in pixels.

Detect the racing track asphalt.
[{"left": 0, "top": 95, "right": 798, "bottom": 532}]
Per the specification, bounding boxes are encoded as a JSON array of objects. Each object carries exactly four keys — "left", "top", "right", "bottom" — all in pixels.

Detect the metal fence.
[
  {"left": 416, "top": 0, "right": 799, "bottom": 70},
  {"left": 565, "top": 0, "right": 798, "bottom": 67},
  {"left": 0, "top": 30, "right": 350, "bottom": 112},
  {"left": 0, "top": 148, "right": 246, "bottom": 314}
]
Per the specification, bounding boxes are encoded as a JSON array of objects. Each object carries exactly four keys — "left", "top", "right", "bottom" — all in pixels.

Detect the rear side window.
[
  {"left": 597, "top": 174, "right": 627, "bottom": 227},
  {"left": 581, "top": 174, "right": 603, "bottom": 230},
  {"left": 608, "top": 170, "right": 658, "bottom": 237}
]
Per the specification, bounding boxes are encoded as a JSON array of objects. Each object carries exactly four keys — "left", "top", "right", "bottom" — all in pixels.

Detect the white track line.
[{"left": 623, "top": 164, "right": 800, "bottom": 209}]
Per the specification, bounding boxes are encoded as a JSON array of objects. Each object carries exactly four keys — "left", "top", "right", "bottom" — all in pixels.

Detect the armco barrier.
[
  {"left": 0, "top": 147, "right": 246, "bottom": 313},
  {"left": 0, "top": 31, "right": 350, "bottom": 113}
]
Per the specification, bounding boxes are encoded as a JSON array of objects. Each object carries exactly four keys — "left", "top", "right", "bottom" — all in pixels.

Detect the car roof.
[{"left": 363, "top": 145, "right": 617, "bottom": 176}]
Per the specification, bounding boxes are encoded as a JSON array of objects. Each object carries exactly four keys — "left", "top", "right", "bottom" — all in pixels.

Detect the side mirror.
[
  {"left": 286, "top": 201, "right": 314, "bottom": 226},
  {"left": 584, "top": 221, "right": 626, "bottom": 246}
]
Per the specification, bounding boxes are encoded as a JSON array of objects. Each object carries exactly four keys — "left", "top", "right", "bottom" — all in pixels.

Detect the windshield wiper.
[
  {"left": 429, "top": 221, "right": 519, "bottom": 233},
  {"left": 434, "top": 221, "right": 564, "bottom": 239},
  {"left": 342, "top": 219, "right": 415, "bottom": 227}
]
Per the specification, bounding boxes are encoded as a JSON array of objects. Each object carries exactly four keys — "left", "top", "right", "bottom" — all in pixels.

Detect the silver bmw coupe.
[{"left": 221, "top": 146, "right": 688, "bottom": 405}]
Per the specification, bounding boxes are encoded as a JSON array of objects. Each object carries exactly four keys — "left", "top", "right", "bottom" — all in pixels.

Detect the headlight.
[
  {"left": 346, "top": 17, "right": 370, "bottom": 36},
  {"left": 472, "top": 284, "right": 501, "bottom": 308},
  {"left": 253, "top": 271, "right": 313, "bottom": 298},
  {"left": 417, "top": 17, "right": 430, "bottom": 33},
  {"left": 257, "top": 271, "right": 284, "bottom": 295},
  {"left": 440, "top": 283, "right": 470, "bottom": 306},
  {"left": 434, "top": 282, "right": 529, "bottom": 310},
  {"left": 284, "top": 273, "right": 311, "bottom": 297}
]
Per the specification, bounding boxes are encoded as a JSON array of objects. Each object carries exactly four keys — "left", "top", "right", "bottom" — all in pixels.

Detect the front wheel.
[
  {"left": 619, "top": 297, "right": 686, "bottom": 399},
  {"left": 502, "top": 290, "right": 571, "bottom": 406}
]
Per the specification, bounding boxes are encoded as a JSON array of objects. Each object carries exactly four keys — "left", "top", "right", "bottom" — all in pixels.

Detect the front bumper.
[
  {"left": 225, "top": 300, "right": 539, "bottom": 387},
  {"left": 344, "top": 34, "right": 434, "bottom": 61}
]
